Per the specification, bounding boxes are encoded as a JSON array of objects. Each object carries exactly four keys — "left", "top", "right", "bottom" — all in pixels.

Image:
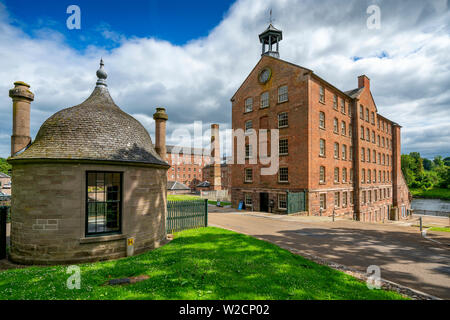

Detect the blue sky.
[
  {"left": 0, "top": 0, "right": 449, "bottom": 159},
  {"left": 3, "top": 0, "right": 235, "bottom": 49}
]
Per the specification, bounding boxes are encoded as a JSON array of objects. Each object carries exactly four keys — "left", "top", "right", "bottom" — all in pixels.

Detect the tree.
[
  {"left": 444, "top": 157, "right": 450, "bottom": 167},
  {"left": 433, "top": 155, "right": 444, "bottom": 168},
  {"left": 422, "top": 158, "right": 434, "bottom": 171},
  {"left": 0, "top": 158, "right": 11, "bottom": 175}
]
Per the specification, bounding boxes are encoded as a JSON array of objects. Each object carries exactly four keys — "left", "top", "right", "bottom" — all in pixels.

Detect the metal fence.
[{"left": 166, "top": 199, "right": 208, "bottom": 233}]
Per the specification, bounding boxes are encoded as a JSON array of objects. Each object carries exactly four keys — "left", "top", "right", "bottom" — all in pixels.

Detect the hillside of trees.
[{"left": 401, "top": 153, "right": 450, "bottom": 199}]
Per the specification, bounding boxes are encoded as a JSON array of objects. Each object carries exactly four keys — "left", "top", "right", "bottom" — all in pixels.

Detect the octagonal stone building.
[{"left": 7, "top": 60, "right": 170, "bottom": 264}]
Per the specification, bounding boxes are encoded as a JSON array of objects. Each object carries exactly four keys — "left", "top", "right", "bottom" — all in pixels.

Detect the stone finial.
[
  {"left": 153, "top": 107, "right": 168, "bottom": 121},
  {"left": 96, "top": 58, "right": 108, "bottom": 87}
]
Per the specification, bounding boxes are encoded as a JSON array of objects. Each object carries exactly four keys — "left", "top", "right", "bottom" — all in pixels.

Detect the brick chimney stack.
[
  {"left": 9, "top": 81, "right": 34, "bottom": 156},
  {"left": 153, "top": 107, "right": 168, "bottom": 161},
  {"left": 358, "top": 75, "right": 370, "bottom": 90},
  {"left": 210, "top": 124, "right": 221, "bottom": 190}
]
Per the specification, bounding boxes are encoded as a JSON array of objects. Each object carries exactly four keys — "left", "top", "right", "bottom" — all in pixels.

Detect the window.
[
  {"left": 372, "top": 131, "right": 375, "bottom": 143},
  {"left": 333, "top": 94, "right": 337, "bottom": 109},
  {"left": 366, "top": 128, "right": 370, "bottom": 141},
  {"left": 371, "top": 112, "right": 375, "bottom": 124},
  {"left": 361, "top": 126, "right": 365, "bottom": 140},
  {"left": 383, "top": 154, "right": 386, "bottom": 165},
  {"left": 245, "top": 193, "right": 253, "bottom": 207},
  {"left": 320, "top": 166, "right": 325, "bottom": 183},
  {"left": 375, "top": 189, "right": 378, "bottom": 201},
  {"left": 349, "top": 146, "right": 353, "bottom": 160},
  {"left": 350, "top": 191, "right": 354, "bottom": 205},
  {"left": 365, "top": 108, "right": 369, "bottom": 122},
  {"left": 334, "top": 167, "right": 340, "bottom": 183},
  {"left": 348, "top": 104, "right": 352, "bottom": 117},
  {"left": 278, "top": 85, "right": 288, "bottom": 103},
  {"left": 349, "top": 124, "right": 353, "bottom": 137},
  {"left": 334, "top": 118, "right": 339, "bottom": 133},
  {"left": 278, "top": 194, "right": 287, "bottom": 210},
  {"left": 319, "top": 112, "right": 325, "bottom": 128},
  {"left": 279, "top": 167, "right": 288, "bottom": 182},
  {"left": 360, "top": 105, "right": 364, "bottom": 119},
  {"left": 350, "top": 169, "right": 354, "bottom": 182},
  {"left": 279, "top": 138, "right": 288, "bottom": 155},
  {"left": 334, "top": 143, "right": 339, "bottom": 159},
  {"left": 368, "top": 170, "right": 371, "bottom": 183},
  {"left": 245, "top": 98, "right": 253, "bottom": 112},
  {"left": 382, "top": 137, "right": 385, "bottom": 148},
  {"left": 343, "top": 192, "right": 348, "bottom": 207},
  {"left": 362, "top": 191, "right": 367, "bottom": 204},
  {"left": 342, "top": 144, "right": 347, "bottom": 160},
  {"left": 373, "top": 150, "right": 376, "bottom": 163},
  {"left": 245, "top": 168, "right": 252, "bottom": 182},
  {"left": 368, "top": 190, "right": 372, "bottom": 203},
  {"left": 319, "top": 87, "right": 325, "bottom": 103},
  {"left": 86, "top": 172, "right": 122, "bottom": 236},
  {"left": 245, "top": 120, "right": 253, "bottom": 133},
  {"left": 378, "top": 170, "right": 381, "bottom": 182},
  {"left": 377, "top": 135, "right": 380, "bottom": 146},
  {"left": 373, "top": 169, "right": 376, "bottom": 183},
  {"left": 320, "top": 194, "right": 326, "bottom": 210},
  {"left": 319, "top": 139, "right": 326, "bottom": 157},
  {"left": 378, "top": 153, "right": 381, "bottom": 164},
  {"left": 340, "top": 99, "right": 346, "bottom": 114},
  {"left": 341, "top": 121, "right": 346, "bottom": 135},
  {"left": 361, "top": 148, "right": 365, "bottom": 161},
  {"left": 367, "top": 149, "right": 371, "bottom": 162},
  {"left": 278, "top": 112, "right": 288, "bottom": 128},
  {"left": 342, "top": 167, "right": 347, "bottom": 182},
  {"left": 245, "top": 144, "right": 252, "bottom": 158},
  {"left": 334, "top": 192, "right": 340, "bottom": 208},
  {"left": 362, "top": 169, "right": 365, "bottom": 183},
  {"left": 260, "top": 91, "right": 269, "bottom": 108}
]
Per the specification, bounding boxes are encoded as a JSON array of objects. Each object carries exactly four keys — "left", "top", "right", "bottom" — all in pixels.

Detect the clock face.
[{"left": 259, "top": 68, "right": 271, "bottom": 84}]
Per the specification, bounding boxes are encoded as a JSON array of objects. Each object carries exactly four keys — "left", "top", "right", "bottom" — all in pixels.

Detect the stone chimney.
[
  {"left": 358, "top": 75, "right": 370, "bottom": 90},
  {"left": 153, "top": 107, "right": 168, "bottom": 161},
  {"left": 210, "top": 124, "right": 221, "bottom": 190},
  {"left": 9, "top": 81, "right": 34, "bottom": 156}
]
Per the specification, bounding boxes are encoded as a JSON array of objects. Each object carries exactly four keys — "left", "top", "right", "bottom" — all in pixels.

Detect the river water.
[{"left": 411, "top": 198, "right": 450, "bottom": 216}]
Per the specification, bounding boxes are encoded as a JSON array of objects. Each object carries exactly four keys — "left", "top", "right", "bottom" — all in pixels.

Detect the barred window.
[
  {"left": 278, "top": 193, "right": 287, "bottom": 210},
  {"left": 334, "top": 167, "right": 339, "bottom": 183},
  {"left": 343, "top": 192, "right": 348, "bottom": 207},
  {"left": 278, "top": 85, "right": 288, "bottom": 103},
  {"left": 245, "top": 193, "right": 253, "bottom": 207},
  {"left": 320, "top": 166, "right": 325, "bottom": 183},
  {"left": 319, "top": 139, "right": 326, "bottom": 156},
  {"left": 260, "top": 91, "right": 269, "bottom": 108},
  {"left": 278, "top": 112, "right": 288, "bottom": 128},
  {"left": 334, "top": 143, "right": 339, "bottom": 159},
  {"left": 244, "top": 168, "right": 253, "bottom": 182},
  {"left": 245, "top": 120, "right": 253, "bottom": 133},
  {"left": 279, "top": 138, "right": 288, "bottom": 155},
  {"left": 279, "top": 167, "right": 289, "bottom": 182},
  {"left": 245, "top": 97, "right": 253, "bottom": 113},
  {"left": 334, "top": 118, "right": 338, "bottom": 133},
  {"left": 320, "top": 193, "right": 326, "bottom": 209},
  {"left": 334, "top": 192, "right": 340, "bottom": 208},
  {"left": 341, "top": 121, "right": 346, "bottom": 135},
  {"left": 319, "top": 112, "right": 325, "bottom": 128},
  {"left": 86, "top": 172, "right": 122, "bottom": 236},
  {"left": 245, "top": 144, "right": 252, "bottom": 158}
]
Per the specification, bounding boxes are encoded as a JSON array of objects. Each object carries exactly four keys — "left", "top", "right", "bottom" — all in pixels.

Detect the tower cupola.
[{"left": 259, "top": 23, "right": 283, "bottom": 58}]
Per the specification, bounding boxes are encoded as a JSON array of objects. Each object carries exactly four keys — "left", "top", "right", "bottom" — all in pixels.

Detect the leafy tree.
[
  {"left": 422, "top": 158, "right": 434, "bottom": 171},
  {"left": 433, "top": 155, "right": 444, "bottom": 168},
  {"left": 444, "top": 157, "right": 450, "bottom": 167},
  {"left": 0, "top": 158, "right": 11, "bottom": 176}
]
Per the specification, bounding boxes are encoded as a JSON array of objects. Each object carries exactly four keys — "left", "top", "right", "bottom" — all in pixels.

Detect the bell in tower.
[{"left": 259, "top": 23, "right": 283, "bottom": 58}]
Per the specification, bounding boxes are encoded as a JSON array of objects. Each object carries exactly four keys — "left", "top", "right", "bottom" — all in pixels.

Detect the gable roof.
[{"left": 167, "top": 181, "right": 190, "bottom": 190}]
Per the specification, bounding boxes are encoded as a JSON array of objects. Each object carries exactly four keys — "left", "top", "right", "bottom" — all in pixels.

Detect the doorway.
[{"left": 260, "top": 192, "right": 269, "bottom": 212}]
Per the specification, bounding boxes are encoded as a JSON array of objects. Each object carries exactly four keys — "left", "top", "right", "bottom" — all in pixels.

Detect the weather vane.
[{"left": 269, "top": 9, "right": 273, "bottom": 24}]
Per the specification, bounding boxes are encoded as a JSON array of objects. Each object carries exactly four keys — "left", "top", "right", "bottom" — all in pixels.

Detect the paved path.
[{"left": 209, "top": 210, "right": 450, "bottom": 299}]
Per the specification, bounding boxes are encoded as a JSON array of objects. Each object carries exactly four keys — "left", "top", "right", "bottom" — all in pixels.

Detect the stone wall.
[{"left": 9, "top": 161, "right": 167, "bottom": 265}]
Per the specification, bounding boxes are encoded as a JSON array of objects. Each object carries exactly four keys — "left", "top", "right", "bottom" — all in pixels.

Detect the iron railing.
[{"left": 166, "top": 199, "right": 208, "bottom": 233}]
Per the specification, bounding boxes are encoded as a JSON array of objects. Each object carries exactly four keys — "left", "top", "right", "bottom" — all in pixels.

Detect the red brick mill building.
[{"left": 231, "top": 24, "right": 411, "bottom": 221}]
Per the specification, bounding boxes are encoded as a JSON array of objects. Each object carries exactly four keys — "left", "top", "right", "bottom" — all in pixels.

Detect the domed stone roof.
[{"left": 11, "top": 61, "right": 167, "bottom": 167}]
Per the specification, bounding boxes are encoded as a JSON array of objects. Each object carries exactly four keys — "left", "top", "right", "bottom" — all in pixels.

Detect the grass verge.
[
  {"left": 410, "top": 188, "right": 450, "bottom": 201},
  {"left": 0, "top": 227, "right": 406, "bottom": 300},
  {"left": 167, "top": 194, "right": 231, "bottom": 206},
  {"left": 428, "top": 227, "right": 450, "bottom": 233}
]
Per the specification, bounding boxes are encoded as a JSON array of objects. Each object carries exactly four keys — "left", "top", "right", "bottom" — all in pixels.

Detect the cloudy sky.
[{"left": 0, "top": 0, "right": 449, "bottom": 159}]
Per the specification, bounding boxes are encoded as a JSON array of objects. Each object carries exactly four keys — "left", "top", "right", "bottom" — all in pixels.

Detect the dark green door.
[{"left": 287, "top": 192, "right": 305, "bottom": 214}]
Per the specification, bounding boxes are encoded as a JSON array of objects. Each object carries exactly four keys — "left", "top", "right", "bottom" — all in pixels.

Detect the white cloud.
[{"left": 0, "top": 0, "right": 449, "bottom": 160}]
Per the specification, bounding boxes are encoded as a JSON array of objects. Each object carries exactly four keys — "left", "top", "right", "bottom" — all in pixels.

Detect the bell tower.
[{"left": 259, "top": 22, "right": 283, "bottom": 58}]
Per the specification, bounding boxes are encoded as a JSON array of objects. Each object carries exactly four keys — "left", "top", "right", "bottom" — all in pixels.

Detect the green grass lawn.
[
  {"left": 0, "top": 227, "right": 405, "bottom": 300},
  {"left": 410, "top": 187, "right": 450, "bottom": 201},
  {"left": 168, "top": 194, "right": 231, "bottom": 206},
  {"left": 428, "top": 227, "right": 450, "bottom": 233}
]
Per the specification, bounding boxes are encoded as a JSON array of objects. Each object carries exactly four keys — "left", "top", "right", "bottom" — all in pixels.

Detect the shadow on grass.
[{"left": 0, "top": 227, "right": 406, "bottom": 300}]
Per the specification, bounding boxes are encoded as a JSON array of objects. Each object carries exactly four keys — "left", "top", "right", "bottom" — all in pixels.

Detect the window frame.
[
  {"left": 278, "top": 85, "right": 288, "bottom": 103},
  {"left": 85, "top": 171, "right": 123, "bottom": 237}
]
